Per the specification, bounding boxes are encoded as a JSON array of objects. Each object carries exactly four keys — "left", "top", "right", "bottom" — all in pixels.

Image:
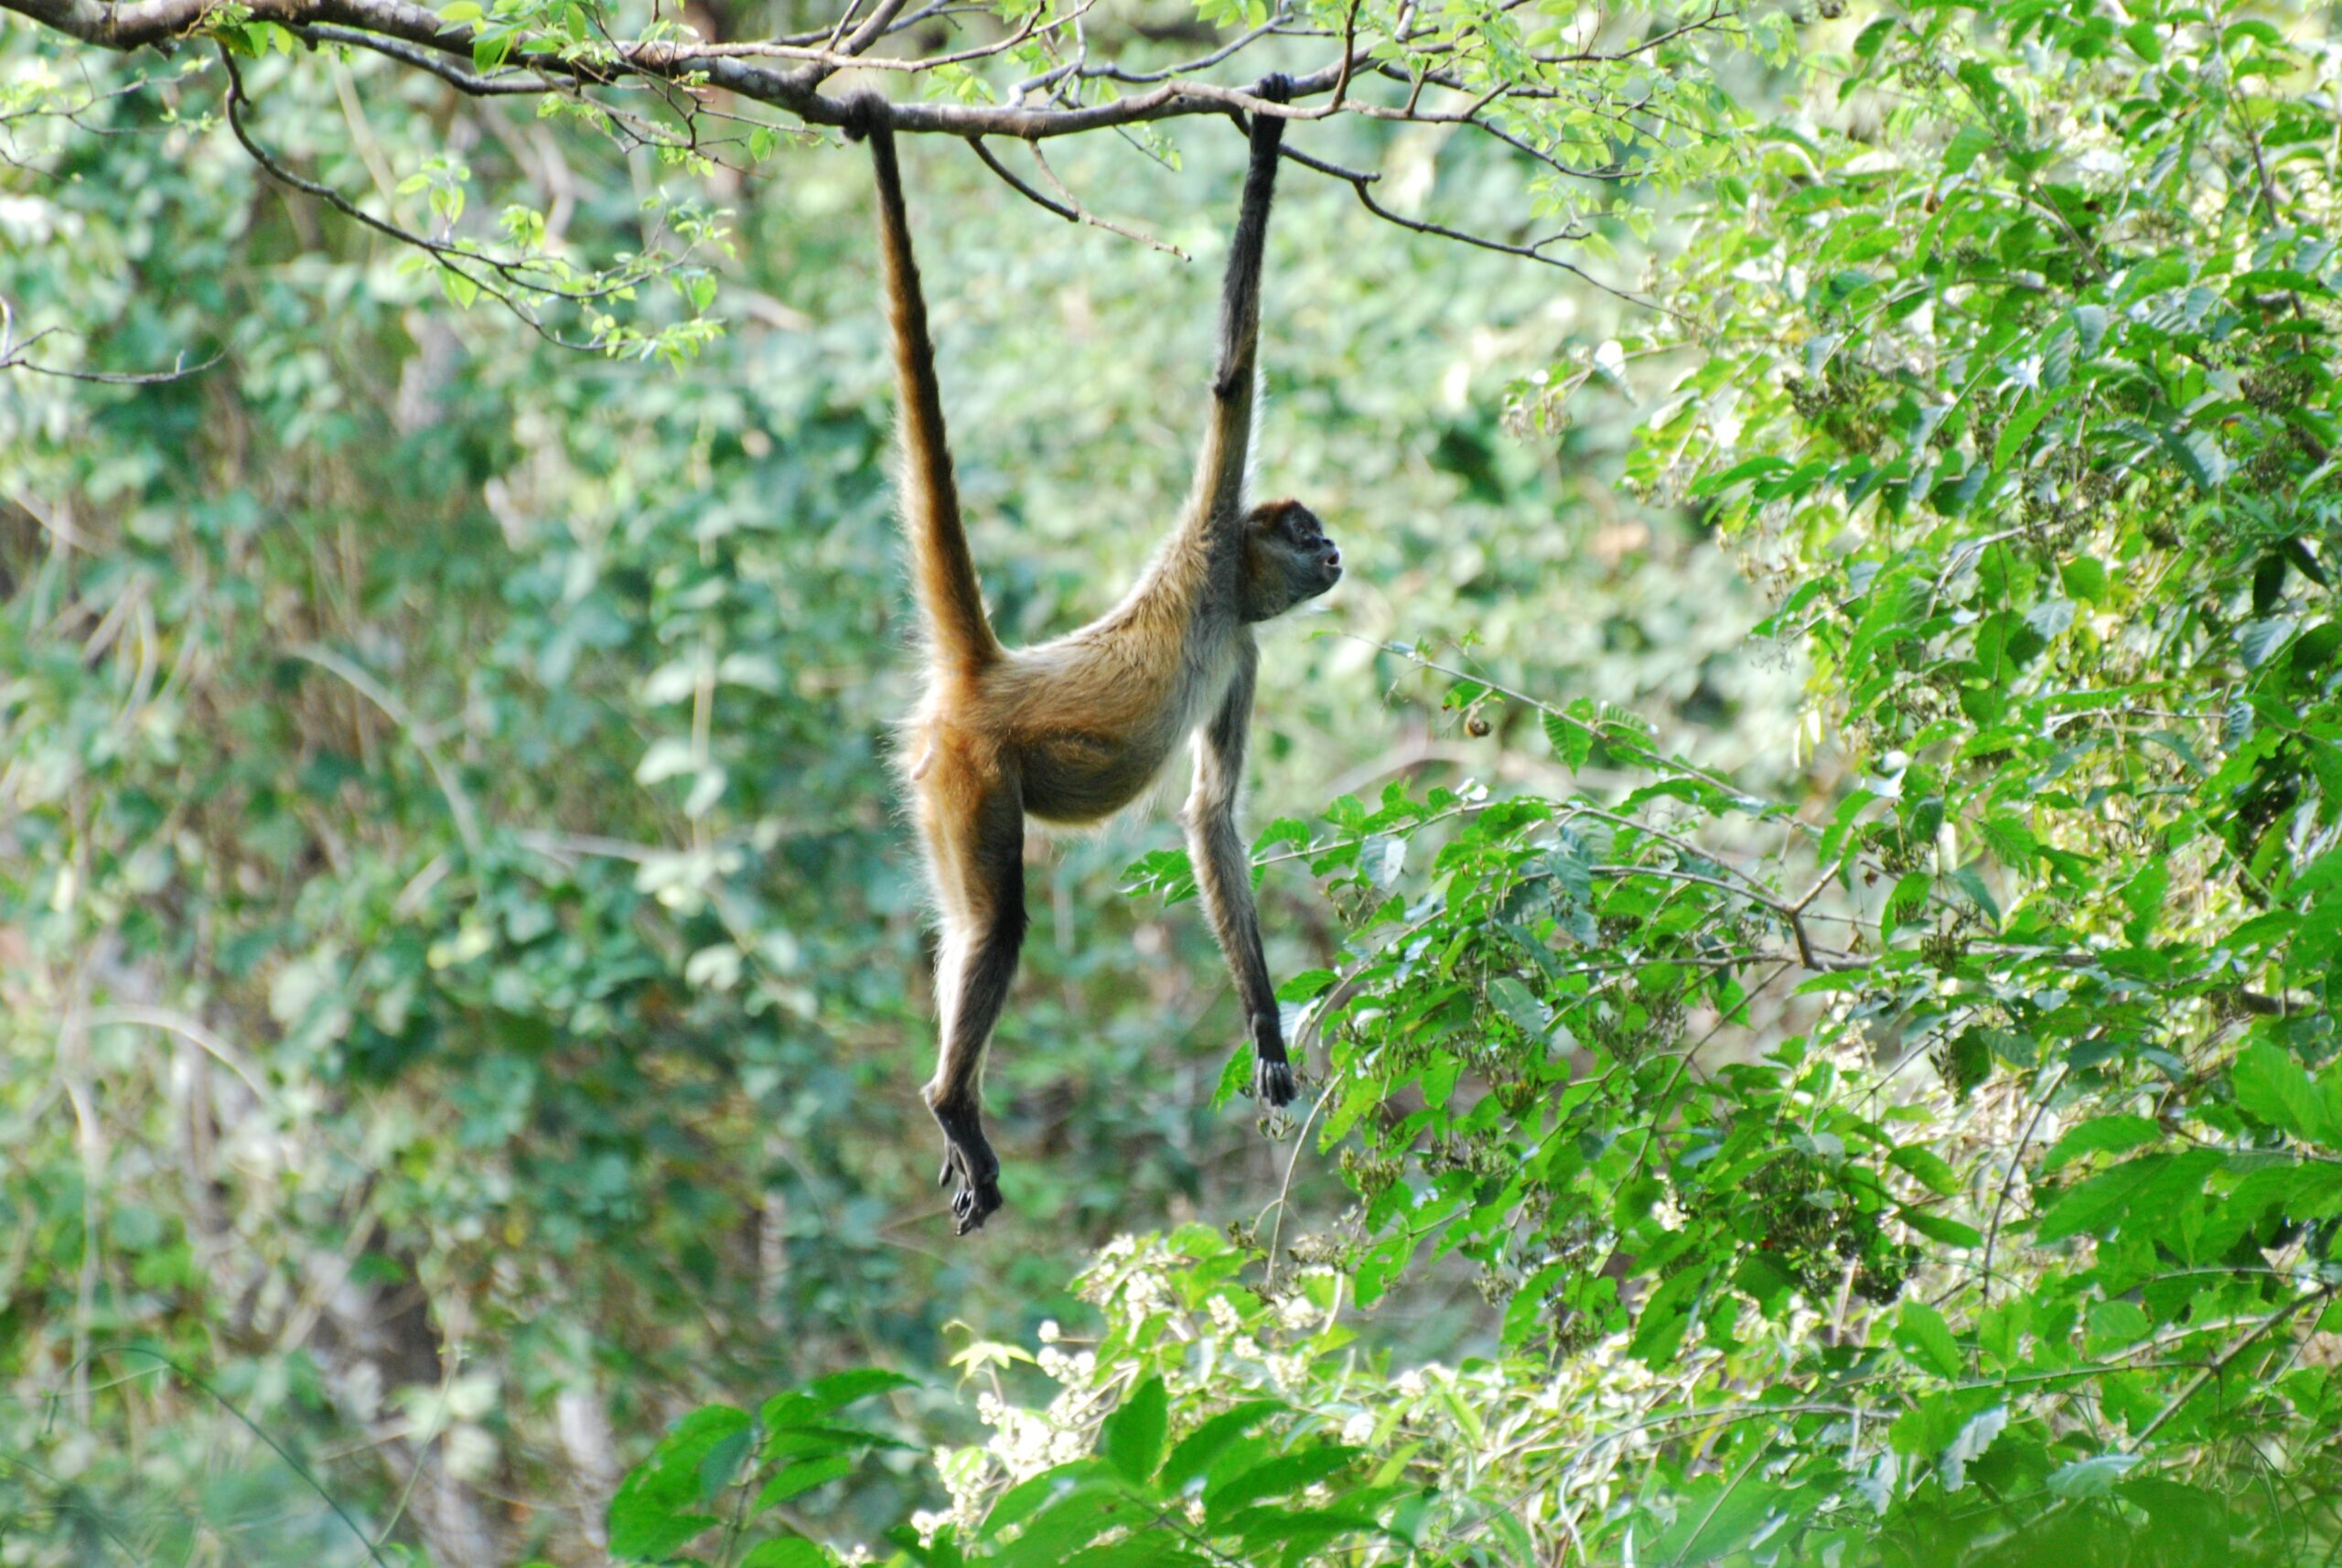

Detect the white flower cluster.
[
  {"left": 908, "top": 1443, "right": 994, "bottom": 1543},
  {"left": 1035, "top": 1344, "right": 1095, "bottom": 1385}
]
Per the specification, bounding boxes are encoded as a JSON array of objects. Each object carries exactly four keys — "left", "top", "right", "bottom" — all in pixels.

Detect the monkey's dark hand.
[
  {"left": 1249, "top": 1013, "right": 1298, "bottom": 1108},
  {"left": 939, "top": 1136, "right": 1003, "bottom": 1235},
  {"left": 1254, "top": 72, "right": 1295, "bottom": 105},
  {"left": 930, "top": 1103, "right": 1003, "bottom": 1234},
  {"left": 841, "top": 90, "right": 886, "bottom": 143},
  {"left": 1252, "top": 1054, "right": 1298, "bottom": 1109}
]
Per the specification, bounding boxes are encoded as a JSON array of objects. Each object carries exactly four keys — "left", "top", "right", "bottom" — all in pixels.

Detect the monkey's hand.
[
  {"left": 841, "top": 90, "right": 886, "bottom": 144},
  {"left": 1254, "top": 72, "right": 1296, "bottom": 105},
  {"left": 939, "top": 1137, "right": 1003, "bottom": 1235},
  {"left": 1252, "top": 1054, "right": 1298, "bottom": 1108},
  {"left": 1249, "top": 1014, "right": 1298, "bottom": 1108},
  {"left": 929, "top": 1102, "right": 1004, "bottom": 1234}
]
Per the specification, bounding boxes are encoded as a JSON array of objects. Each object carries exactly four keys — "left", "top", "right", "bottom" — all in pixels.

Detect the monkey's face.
[{"left": 1239, "top": 499, "right": 1342, "bottom": 622}]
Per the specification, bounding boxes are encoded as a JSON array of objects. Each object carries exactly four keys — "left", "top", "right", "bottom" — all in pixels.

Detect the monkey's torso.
[{"left": 910, "top": 588, "right": 1250, "bottom": 828}]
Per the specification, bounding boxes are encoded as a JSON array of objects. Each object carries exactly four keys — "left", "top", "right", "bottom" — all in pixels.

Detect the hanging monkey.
[{"left": 843, "top": 79, "right": 1341, "bottom": 1234}]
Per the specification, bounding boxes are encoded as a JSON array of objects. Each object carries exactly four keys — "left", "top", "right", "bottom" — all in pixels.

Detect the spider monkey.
[{"left": 844, "top": 80, "right": 1341, "bottom": 1234}]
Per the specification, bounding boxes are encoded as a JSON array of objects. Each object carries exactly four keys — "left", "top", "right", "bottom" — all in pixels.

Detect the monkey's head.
[{"left": 1239, "top": 499, "right": 1342, "bottom": 622}]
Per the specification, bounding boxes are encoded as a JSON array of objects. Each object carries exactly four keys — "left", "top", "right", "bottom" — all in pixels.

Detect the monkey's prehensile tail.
[{"left": 849, "top": 96, "right": 1003, "bottom": 678}]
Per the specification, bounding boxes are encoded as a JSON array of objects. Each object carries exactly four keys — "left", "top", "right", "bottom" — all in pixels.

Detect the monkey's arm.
[
  {"left": 1182, "top": 639, "right": 1298, "bottom": 1106},
  {"left": 1187, "top": 78, "right": 1291, "bottom": 530}
]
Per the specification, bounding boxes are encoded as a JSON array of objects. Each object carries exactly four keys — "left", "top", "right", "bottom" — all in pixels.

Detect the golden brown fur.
[{"left": 847, "top": 81, "right": 1340, "bottom": 1233}]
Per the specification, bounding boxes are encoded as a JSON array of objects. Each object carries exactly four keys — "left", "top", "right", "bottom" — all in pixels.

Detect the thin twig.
[
  {"left": 1027, "top": 141, "right": 1187, "bottom": 257},
  {"left": 0, "top": 298, "right": 220, "bottom": 383},
  {"left": 967, "top": 134, "right": 1077, "bottom": 220}
]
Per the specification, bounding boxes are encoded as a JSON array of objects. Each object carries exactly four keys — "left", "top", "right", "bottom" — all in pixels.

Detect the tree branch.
[{"left": 0, "top": 0, "right": 1725, "bottom": 297}]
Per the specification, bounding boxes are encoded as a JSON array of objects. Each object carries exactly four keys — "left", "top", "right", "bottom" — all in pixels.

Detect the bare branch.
[
  {"left": 0, "top": 299, "right": 220, "bottom": 384},
  {"left": 1026, "top": 141, "right": 1187, "bottom": 257},
  {"left": 1077, "top": 15, "right": 1285, "bottom": 86},
  {"left": 302, "top": 21, "right": 562, "bottom": 94},
  {"left": 1295, "top": 153, "right": 1681, "bottom": 318},
  {"left": 966, "top": 133, "right": 1075, "bottom": 218},
  {"left": 630, "top": 0, "right": 1080, "bottom": 75},
  {"left": 964, "top": 137, "right": 1188, "bottom": 258}
]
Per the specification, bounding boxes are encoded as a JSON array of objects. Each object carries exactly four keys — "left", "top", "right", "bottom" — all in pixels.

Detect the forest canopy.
[{"left": 2, "top": 0, "right": 2338, "bottom": 1563}]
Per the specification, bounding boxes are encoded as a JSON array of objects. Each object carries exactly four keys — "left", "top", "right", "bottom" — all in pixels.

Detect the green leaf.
[
  {"left": 1651, "top": 1470, "right": 1786, "bottom": 1562},
  {"left": 1944, "top": 124, "right": 1997, "bottom": 175},
  {"left": 2036, "top": 1155, "right": 2167, "bottom": 1243},
  {"left": 1161, "top": 1402, "right": 1282, "bottom": 1494},
  {"left": 1890, "top": 1144, "right": 1961, "bottom": 1197},
  {"left": 1101, "top": 1376, "right": 1167, "bottom": 1487},
  {"left": 754, "top": 1456, "right": 857, "bottom": 1513},
  {"left": 2043, "top": 1113, "right": 2161, "bottom": 1171},
  {"left": 606, "top": 1405, "right": 750, "bottom": 1561},
  {"left": 1275, "top": 969, "right": 1337, "bottom": 1004},
  {"left": 2240, "top": 617, "right": 2298, "bottom": 670},
  {"left": 1899, "top": 1206, "right": 1982, "bottom": 1248},
  {"left": 800, "top": 1368, "right": 917, "bottom": 1412},
  {"left": 1941, "top": 1404, "right": 2007, "bottom": 1492},
  {"left": 1204, "top": 1445, "right": 1358, "bottom": 1521},
  {"left": 1488, "top": 975, "right": 1551, "bottom": 1036},
  {"left": 741, "top": 1541, "right": 836, "bottom": 1568},
  {"left": 1993, "top": 386, "right": 2079, "bottom": 470},
  {"left": 1629, "top": 1264, "right": 1706, "bottom": 1367},
  {"left": 2157, "top": 422, "right": 2229, "bottom": 489},
  {"left": 472, "top": 27, "right": 513, "bottom": 72},
  {"left": 993, "top": 1484, "right": 1133, "bottom": 1565},
  {"left": 2047, "top": 1453, "right": 2142, "bottom": 1498},
  {"left": 2233, "top": 1043, "right": 2326, "bottom": 1141},
  {"left": 980, "top": 1463, "right": 1112, "bottom": 1542},
  {"left": 2071, "top": 303, "right": 2110, "bottom": 354},
  {"left": 1692, "top": 455, "right": 1795, "bottom": 496},
  {"left": 1982, "top": 815, "right": 2036, "bottom": 865},
  {"left": 1895, "top": 1301, "right": 1964, "bottom": 1378},
  {"left": 2086, "top": 1298, "right": 2153, "bottom": 1353},
  {"left": 1945, "top": 865, "right": 2001, "bottom": 927},
  {"left": 1542, "top": 703, "right": 1594, "bottom": 768},
  {"left": 2023, "top": 597, "right": 2076, "bottom": 639}
]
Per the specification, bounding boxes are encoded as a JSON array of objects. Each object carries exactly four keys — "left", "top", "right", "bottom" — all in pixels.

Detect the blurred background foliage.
[
  {"left": 3, "top": 0, "right": 2339, "bottom": 1561},
  {"left": 0, "top": 11, "right": 1781, "bottom": 1563}
]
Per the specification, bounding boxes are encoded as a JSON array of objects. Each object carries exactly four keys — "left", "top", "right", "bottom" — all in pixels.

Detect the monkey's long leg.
[{"left": 919, "top": 774, "right": 1026, "bottom": 1233}]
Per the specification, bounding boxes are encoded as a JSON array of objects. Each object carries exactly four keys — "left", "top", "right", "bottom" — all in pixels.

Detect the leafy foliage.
[{"left": 5, "top": 0, "right": 2341, "bottom": 1563}]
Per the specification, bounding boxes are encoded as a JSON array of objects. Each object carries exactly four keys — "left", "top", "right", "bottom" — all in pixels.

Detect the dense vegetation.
[{"left": 2, "top": 0, "right": 2337, "bottom": 1563}]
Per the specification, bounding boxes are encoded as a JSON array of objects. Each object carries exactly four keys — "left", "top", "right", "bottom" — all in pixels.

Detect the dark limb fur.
[
  {"left": 1188, "top": 73, "right": 1291, "bottom": 528},
  {"left": 1183, "top": 639, "right": 1297, "bottom": 1107}
]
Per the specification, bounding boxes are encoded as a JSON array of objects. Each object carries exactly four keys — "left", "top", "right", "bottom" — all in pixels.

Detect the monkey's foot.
[
  {"left": 1252, "top": 1054, "right": 1298, "bottom": 1109},
  {"left": 938, "top": 1139, "right": 1004, "bottom": 1235}
]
